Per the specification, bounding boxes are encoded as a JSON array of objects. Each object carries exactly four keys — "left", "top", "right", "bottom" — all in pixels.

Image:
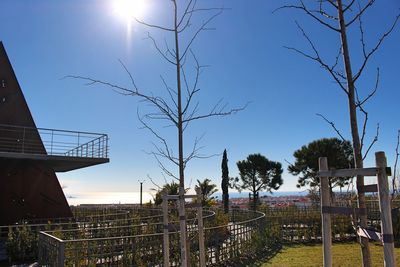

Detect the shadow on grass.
[{"left": 211, "top": 244, "right": 283, "bottom": 267}]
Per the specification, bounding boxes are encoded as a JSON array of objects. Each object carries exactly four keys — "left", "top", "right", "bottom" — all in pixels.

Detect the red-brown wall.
[{"left": 0, "top": 42, "right": 72, "bottom": 225}]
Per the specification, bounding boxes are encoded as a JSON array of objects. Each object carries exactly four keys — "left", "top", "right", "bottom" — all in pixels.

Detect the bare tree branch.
[
  {"left": 274, "top": 1, "right": 340, "bottom": 32},
  {"left": 183, "top": 102, "right": 249, "bottom": 123},
  {"left": 326, "top": 0, "right": 338, "bottom": 9},
  {"left": 138, "top": 112, "right": 178, "bottom": 165},
  {"left": 160, "top": 75, "right": 178, "bottom": 110},
  {"left": 163, "top": 38, "right": 176, "bottom": 60},
  {"left": 342, "top": 0, "right": 356, "bottom": 12},
  {"left": 184, "top": 135, "right": 221, "bottom": 167},
  {"left": 145, "top": 32, "right": 177, "bottom": 65},
  {"left": 362, "top": 123, "right": 379, "bottom": 160},
  {"left": 66, "top": 74, "right": 180, "bottom": 127},
  {"left": 180, "top": 9, "right": 223, "bottom": 60},
  {"left": 316, "top": 113, "right": 346, "bottom": 141},
  {"left": 151, "top": 152, "right": 179, "bottom": 181},
  {"left": 345, "top": 0, "right": 375, "bottom": 27},
  {"left": 285, "top": 22, "right": 348, "bottom": 94},
  {"left": 353, "top": 12, "right": 400, "bottom": 82},
  {"left": 135, "top": 18, "right": 174, "bottom": 32},
  {"left": 354, "top": 68, "right": 379, "bottom": 156},
  {"left": 147, "top": 175, "right": 162, "bottom": 190},
  {"left": 317, "top": 0, "right": 338, "bottom": 20},
  {"left": 177, "top": 0, "right": 196, "bottom": 28},
  {"left": 357, "top": 100, "right": 369, "bottom": 154},
  {"left": 357, "top": 68, "right": 379, "bottom": 107}
]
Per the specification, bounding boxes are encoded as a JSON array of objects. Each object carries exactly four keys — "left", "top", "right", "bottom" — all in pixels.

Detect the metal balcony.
[{"left": 0, "top": 124, "right": 109, "bottom": 172}]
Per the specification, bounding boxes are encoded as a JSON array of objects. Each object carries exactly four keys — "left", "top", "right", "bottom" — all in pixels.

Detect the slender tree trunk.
[
  {"left": 252, "top": 182, "right": 257, "bottom": 211},
  {"left": 173, "top": 1, "right": 188, "bottom": 265},
  {"left": 337, "top": 1, "right": 371, "bottom": 266}
]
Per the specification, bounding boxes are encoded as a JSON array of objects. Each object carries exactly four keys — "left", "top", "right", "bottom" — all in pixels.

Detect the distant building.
[
  {"left": 0, "top": 42, "right": 109, "bottom": 225},
  {"left": 293, "top": 197, "right": 312, "bottom": 208}
]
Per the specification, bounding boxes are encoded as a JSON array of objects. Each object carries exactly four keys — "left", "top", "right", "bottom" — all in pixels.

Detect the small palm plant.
[{"left": 195, "top": 178, "right": 218, "bottom": 207}]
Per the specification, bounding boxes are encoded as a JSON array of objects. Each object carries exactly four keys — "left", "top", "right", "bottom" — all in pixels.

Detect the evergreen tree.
[
  {"left": 288, "top": 138, "right": 353, "bottom": 191},
  {"left": 221, "top": 149, "right": 229, "bottom": 213},
  {"left": 234, "top": 154, "right": 283, "bottom": 210}
]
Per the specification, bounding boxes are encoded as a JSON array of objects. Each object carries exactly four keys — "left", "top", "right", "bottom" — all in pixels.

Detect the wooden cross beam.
[{"left": 318, "top": 167, "right": 391, "bottom": 177}]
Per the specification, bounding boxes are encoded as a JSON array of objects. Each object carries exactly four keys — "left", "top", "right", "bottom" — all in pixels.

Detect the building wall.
[{"left": 0, "top": 42, "right": 72, "bottom": 225}]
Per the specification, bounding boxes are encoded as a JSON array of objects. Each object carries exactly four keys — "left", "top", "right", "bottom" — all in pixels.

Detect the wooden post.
[
  {"left": 58, "top": 241, "right": 65, "bottom": 267},
  {"left": 375, "top": 151, "right": 395, "bottom": 267},
  {"left": 196, "top": 188, "right": 206, "bottom": 267},
  {"left": 140, "top": 181, "right": 143, "bottom": 207},
  {"left": 162, "top": 191, "right": 170, "bottom": 267},
  {"left": 319, "top": 157, "right": 332, "bottom": 267},
  {"left": 178, "top": 188, "right": 188, "bottom": 267}
]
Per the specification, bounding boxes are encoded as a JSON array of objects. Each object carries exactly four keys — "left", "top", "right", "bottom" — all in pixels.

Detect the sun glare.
[{"left": 113, "top": 0, "right": 147, "bottom": 21}]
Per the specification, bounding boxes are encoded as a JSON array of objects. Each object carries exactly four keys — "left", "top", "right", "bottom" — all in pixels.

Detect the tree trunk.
[
  {"left": 173, "top": 1, "right": 188, "bottom": 266},
  {"left": 252, "top": 179, "right": 257, "bottom": 211},
  {"left": 337, "top": 1, "right": 371, "bottom": 266}
]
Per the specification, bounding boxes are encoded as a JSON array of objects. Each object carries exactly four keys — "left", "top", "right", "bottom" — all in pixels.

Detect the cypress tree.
[{"left": 221, "top": 149, "right": 229, "bottom": 213}]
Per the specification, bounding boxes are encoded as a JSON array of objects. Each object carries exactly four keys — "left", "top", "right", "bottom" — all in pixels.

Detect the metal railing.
[
  {"left": 1, "top": 208, "right": 165, "bottom": 239},
  {"left": 0, "top": 124, "right": 108, "bottom": 159},
  {"left": 0, "top": 208, "right": 164, "bottom": 262},
  {"left": 38, "top": 209, "right": 266, "bottom": 266}
]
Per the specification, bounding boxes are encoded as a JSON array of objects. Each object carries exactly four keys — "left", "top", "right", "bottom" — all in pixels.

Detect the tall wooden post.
[
  {"left": 196, "top": 188, "right": 206, "bottom": 267},
  {"left": 178, "top": 188, "right": 188, "bottom": 267},
  {"left": 319, "top": 157, "right": 332, "bottom": 267},
  {"left": 375, "top": 151, "right": 395, "bottom": 267},
  {"left": 58, "top": 241, "right": 65, "bottom": 267},
  {"left": 162, "top": 191, "right": 170, "bottom": 267},
  {"left": 140, "top": 181, "right": 143, "bottom": 207}
]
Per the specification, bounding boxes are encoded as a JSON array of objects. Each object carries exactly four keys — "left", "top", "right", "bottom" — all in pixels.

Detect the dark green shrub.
[{"left": 6, "top": 224, "right": 37, "bottom": 263}]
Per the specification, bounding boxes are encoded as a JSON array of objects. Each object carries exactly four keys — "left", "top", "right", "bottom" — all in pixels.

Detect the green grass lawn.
[{"left": 262, "top": 243, "right": 400, "bottom": 267}]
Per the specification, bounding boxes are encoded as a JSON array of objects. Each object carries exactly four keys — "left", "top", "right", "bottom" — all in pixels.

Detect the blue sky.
[{"left": 1, "top": 0, "right": 399, "bottom": 203}]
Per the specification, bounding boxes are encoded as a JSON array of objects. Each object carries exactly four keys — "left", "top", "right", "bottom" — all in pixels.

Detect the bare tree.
[
  {"left": 68, "top": 1, "right": 245, "bottom": 265},
  {"left": 276, "top": 1, "right": 399, "bottom": 266}
]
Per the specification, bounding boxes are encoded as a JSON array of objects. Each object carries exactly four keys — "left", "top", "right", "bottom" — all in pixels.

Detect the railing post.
[
  {"left": 319, "top": 157, "right": 332, "bottom": 267},
  {"left": 58, "top": 241, "right": 65, "bottom": 267},
  {"left": 162, "top": 191, "right": 170, "bottom": 267},
  {"left": 98, "top": 138, "right": 101, "bottom": 157},
  {"left": 102, "top": 136, "right": 105, "bottom": 157},
  {"left": 195, "top": 188, "right": 206, "bottom": 267},
  {"left": 375, "top": 151, "right": 395, "bottom": 267},
  {"left": 50, "top": 129, "right": 54, "bottom": 155},
  {"left": 178, "top": 190, "right": 189, "bottom": 267}
]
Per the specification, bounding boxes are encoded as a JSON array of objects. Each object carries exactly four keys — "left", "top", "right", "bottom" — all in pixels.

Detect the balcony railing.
[{"left": 0, "top": 124, "right": 108, "bottom": 159}]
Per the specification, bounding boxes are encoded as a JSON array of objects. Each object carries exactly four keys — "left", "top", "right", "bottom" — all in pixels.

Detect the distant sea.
[{"left": 66, "top": 191, "right": 307, "bottom": 206}]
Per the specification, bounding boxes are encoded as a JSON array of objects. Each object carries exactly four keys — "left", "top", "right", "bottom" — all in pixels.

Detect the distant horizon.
[
  {"left": 66, "top": 190, "right": 311, "bottom": 205},
  {"left": 66, "top": 188, "right": 373, "bottom": 205}
]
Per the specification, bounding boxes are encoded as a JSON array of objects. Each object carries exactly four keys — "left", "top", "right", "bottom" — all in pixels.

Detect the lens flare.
[{"left": 113, "top": 0, "right": 147, "bottom": 21}]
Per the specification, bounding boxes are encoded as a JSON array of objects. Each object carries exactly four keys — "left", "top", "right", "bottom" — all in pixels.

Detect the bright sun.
[{"left": 113, "top": 0, "right": 147, "bottom": 21}]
